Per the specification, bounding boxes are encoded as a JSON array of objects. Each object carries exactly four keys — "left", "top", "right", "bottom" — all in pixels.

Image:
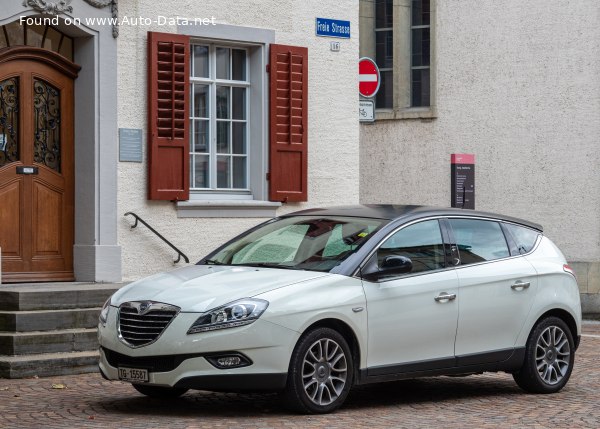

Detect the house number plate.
[{"left": 16, "top": 166, "right": 39, "bottom": 175}]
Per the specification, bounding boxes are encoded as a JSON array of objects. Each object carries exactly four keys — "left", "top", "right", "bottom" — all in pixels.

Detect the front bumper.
[{"left": 98, "top": 308, "right": 299, "bottom": 392}]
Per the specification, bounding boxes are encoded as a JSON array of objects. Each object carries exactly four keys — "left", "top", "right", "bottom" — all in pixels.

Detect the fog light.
[
  {"left": 218, "top": 356, "right": 241, "bottom": 367},
  {"left": 206, "top": 353, "right": 252, "bottom": 369}
]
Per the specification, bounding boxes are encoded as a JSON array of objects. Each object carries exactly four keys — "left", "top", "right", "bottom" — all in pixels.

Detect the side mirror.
[
  {"left": 380, "top": 255, "right": 413, "bottom": 274},
  {"left": 361, "top": 255, "right": 413, "bottom": 281}
]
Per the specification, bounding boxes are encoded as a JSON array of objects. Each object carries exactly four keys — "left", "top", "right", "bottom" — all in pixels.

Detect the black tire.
[
  {"left": 283, "top": 327, "right": 354, "bottom": 414},
  {"left": 513, "top": 316, "right": 575, "bottom": 393},
  {"left": 132, "top": 383, "right": 188, "bottom": 398}
]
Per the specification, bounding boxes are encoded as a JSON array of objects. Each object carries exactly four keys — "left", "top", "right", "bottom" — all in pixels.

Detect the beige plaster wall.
[{"left": 117, "top": 0, "right": 360, "bottom": 280}]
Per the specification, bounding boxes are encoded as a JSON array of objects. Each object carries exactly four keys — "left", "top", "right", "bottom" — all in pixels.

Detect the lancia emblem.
[{"left": 138, "top": 301, "right": 152, "bottom": 315}]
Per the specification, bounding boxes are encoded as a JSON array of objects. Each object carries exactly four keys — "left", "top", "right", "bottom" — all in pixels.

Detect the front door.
[
  {"left": 363, "top": 219, "right": 459, "bottom": 375},
  {"left": 0, "top": 56, "right": 76, "bottom": 282}
]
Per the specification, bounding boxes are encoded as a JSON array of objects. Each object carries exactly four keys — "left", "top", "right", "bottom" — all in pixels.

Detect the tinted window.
[
  {"left": 377, "top": 220, "right": 445, "bottom": 274},
  {"left": 505, "top": 223, "right": 540, "bottom": 254},
  {"left": 450, "top": 219, "right": 510, "bottom": 264}
]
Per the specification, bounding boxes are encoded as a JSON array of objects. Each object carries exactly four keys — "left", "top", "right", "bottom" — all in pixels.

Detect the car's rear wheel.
[
  {"left": 284, "top": 327, "right": 354, "bottom": 414},
  {"left": 513, "top": 316, "right": 575, "bottom": 393},
  {"left": 132, "top": 383, "right": 188, "bottom": 398}
]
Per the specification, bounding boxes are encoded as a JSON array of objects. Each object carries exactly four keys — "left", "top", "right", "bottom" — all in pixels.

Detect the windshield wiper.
[
  {"left": 233, "top": 262, "right": 304, "bottom": 270},
  {"left": 203, "top": 259, "right": 224, "bottom": 265}
]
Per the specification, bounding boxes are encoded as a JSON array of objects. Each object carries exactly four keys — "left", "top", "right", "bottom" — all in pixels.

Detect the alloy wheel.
[
  {"left": 301, "top": 338, "right": 348, "bottom": 406},
  {"left": 535, "top": 325, "right": 571, "bottom": 385}
]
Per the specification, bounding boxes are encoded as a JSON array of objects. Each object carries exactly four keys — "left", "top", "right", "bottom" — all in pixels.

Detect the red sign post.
[{"left": 359, "top": 57, "right": 380, "bottom": 98}]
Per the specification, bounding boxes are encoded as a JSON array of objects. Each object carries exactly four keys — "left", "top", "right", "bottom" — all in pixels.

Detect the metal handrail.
[{"left": 124, "top": 212, "right": 190, "bottom": 264}]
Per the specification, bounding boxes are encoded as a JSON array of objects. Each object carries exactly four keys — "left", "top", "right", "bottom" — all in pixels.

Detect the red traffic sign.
[{"left": 359, "top": 57, "right": 380, "bottom": 98}]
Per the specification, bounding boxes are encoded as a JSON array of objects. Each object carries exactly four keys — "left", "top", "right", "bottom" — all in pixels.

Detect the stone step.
[
  {"left": 0, "top": 350, "right": 100, "bottom": 378},
  {"left": 0, "top": 328, "right": 98, "bottom": 355},
  {"left": 0, "top": 308, "right": 101, "bottom": 332},
  {"left": 0, "top": 282, "right": 122, "bottom": 311}
]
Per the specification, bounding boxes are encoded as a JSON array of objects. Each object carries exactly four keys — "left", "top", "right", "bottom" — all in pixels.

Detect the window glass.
[
  {"left": 216, "top": 47, "right": 230, "bottom": 79},
  {"left": 412, "top": 0, "right": 430, "bottom": 26},
  {"left": 505, "top": 224, "right": 540, "bottom": 254},
  {"left": 377, "top": 220, "right": 445, "bottom": 274},
  {"left": 410, "top": 0, "right": 431, "bottom": 107},
  {"left": 193, "top": 45, "right": 209, "bottom": 78},
  {"left": 232, "top": 49, "right": 247, "bottom": 81},
  {"left": 210, "top": 216, "right": 386, "bottom": 272},
  {"left": 0, "top": 77, "right": 19, "bottom": 167},
  {"left": 190, "top": 44, "right": 249, "bottom": 191},
  {"left": 450, "top": 219, "right": 510, "bottom": 264},
  {"left": 232, "top": 224, "right": 308, "bottom": 264},
  {"left": 375, "top": 0, "right": 393, "bottom": 28},
  {"left": 374, "top": 0, "right": 393, "bottom": 109}
]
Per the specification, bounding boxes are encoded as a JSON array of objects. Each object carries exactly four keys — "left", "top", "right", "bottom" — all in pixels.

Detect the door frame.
[{"left": 0, "top": 6, "right": 122, "bottom": 283}]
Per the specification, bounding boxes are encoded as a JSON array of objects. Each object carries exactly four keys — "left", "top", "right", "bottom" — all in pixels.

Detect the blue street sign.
[{"left": 315, "top": 18, "right": 351, "bottom": 39}]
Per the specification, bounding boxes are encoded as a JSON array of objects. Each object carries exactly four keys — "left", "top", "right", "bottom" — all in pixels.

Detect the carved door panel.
[{"left": 0, "top": 58, "right": 75, "bottom": 282}]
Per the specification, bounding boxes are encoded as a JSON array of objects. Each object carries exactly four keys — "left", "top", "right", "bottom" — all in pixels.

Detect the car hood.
[{"left": 110, "top": 265, "right": 329, "bottom": 312}]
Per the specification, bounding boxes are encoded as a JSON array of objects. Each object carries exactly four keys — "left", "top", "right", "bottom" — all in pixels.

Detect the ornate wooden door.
[{"left": 0, "top": 49, "right": 77, "bottom": 282}]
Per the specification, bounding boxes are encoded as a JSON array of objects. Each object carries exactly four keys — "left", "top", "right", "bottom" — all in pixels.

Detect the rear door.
[{"left": 450, "top": 218, "right": 538, "bottom": 362}]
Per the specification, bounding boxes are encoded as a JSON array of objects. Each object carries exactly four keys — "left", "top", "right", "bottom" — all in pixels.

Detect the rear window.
[
  {"left": 504, "top": 223, "right": 540, "bottom": 254},
  {"left": 449, "top": 219, "right": 510, "bottom": 265}
]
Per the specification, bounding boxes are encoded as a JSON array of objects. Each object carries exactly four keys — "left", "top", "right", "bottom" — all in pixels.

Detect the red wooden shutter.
[
  {"left": 269, "top": 44, "right": 308, "bottom": 202},
  {"left": 147, "top": 31, "right": 190, "bottom": 200}
]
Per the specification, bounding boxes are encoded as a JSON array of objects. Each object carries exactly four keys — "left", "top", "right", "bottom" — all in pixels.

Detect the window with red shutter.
[
  {"left": 147, "top": 31, "right": 190, "bottom": 201},
  {"left": 269, "top": 44, "right": 308, "bottom": 202}
]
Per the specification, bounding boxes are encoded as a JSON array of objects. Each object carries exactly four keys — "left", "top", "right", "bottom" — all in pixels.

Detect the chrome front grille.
[{"left": 118, "top": 302, "right": 180, "bottom": 348}]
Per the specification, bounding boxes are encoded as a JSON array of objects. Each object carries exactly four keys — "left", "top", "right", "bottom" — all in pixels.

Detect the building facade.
[
  {"left": 1, "top": 0, "right": 599, "bottom": 314},
  {"left": 0, "top": 0, "right": 360, "bottom": 283},
  {"left": 359, "top": 0, "right": 600, "bottom": 313}
]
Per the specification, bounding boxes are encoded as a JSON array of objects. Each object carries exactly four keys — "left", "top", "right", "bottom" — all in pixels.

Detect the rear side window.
[
  {"left": 449, "top": 219, "right": 510, "bottom": 265},
  {"left": 378, "top": 219, "right": 446, "bottom": 274},
  {"left": 504, "top": 223, "right": 540, "bottom": 254}
]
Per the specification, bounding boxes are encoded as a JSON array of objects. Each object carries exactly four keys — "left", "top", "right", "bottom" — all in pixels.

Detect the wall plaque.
[
  {"left": 451, "top": 154, "right": 475, "bottom": 209},
  {"left": 119, "top": 128, "right": 143, "bottom": 162}
]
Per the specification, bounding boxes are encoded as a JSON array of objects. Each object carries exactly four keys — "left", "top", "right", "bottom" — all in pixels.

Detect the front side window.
[
  {"left": 190, "top": 44, "right": 249, "bottom": 191},
  {"left": 377, "top": 219, "right": 445, "bottom": 274},
  {"left": 205, "top": 216, "right": 386, "bottom": 272},
  {"left": 450, "top": 219, "right": 510, "bottom": 265}
]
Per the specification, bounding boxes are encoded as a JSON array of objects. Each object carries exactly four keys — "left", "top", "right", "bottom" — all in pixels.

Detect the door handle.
[
  {"left": 511, "top": 281, "right": 531, "bottom": 290},
  {"left": 434, "top": 292, "right": 456, "bottom": 302}
]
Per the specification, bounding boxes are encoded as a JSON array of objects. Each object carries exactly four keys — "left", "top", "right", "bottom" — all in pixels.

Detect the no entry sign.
[{"left": 359, "top": 57, "right": 380, "bottom": 98}]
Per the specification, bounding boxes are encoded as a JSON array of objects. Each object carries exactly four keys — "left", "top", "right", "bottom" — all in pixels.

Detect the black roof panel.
[{"left": 283, "top": 204, "right": 543, "bottom": 231}]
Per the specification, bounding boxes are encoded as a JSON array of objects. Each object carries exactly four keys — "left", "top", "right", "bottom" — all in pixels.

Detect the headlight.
[
  {"left": 187, "top": 298, "right": 269, "bottom": 334},
  {"left": 99, "top": 297, "right": 111, "bottom": 326}
]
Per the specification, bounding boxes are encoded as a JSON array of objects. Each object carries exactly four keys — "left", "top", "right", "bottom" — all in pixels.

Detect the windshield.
[{"left": 202, "top": 216, "right": 387, "bottom": 272}]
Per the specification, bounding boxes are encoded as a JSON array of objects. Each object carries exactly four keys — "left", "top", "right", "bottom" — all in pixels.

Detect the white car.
[{"left": 98, "top": 205, "right": 582, "bottom": 413}]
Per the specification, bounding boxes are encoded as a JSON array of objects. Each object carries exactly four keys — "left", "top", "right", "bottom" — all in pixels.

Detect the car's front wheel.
[
  {"left": 132, "top": 383, "right": 189, "bottom": 398},
  {"left": 513, "top": 316, "right": 575, "bottom": 393},
  {"left": 284, "top": 327, "right": 354, "bottom": 414}
]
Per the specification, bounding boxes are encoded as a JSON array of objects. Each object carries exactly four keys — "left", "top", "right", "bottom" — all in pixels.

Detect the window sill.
[
  {"left": 176, "top": 200, "right": 281, "bottom": 218},
  {"left": 370, "top": 106, "right": 437, "bottom": 121}
]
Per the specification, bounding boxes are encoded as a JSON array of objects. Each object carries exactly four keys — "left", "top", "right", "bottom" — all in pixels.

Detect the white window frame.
[
  {"left": 190, "top": 44, "right": 251, "bottom": 193},
  {"left": 176, "top": 23, "right": 281, "bottom": 217}
]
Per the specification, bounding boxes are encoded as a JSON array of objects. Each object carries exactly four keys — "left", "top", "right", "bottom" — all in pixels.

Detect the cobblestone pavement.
[{"left": 1, "top": 322, "right": 600, "bottom": 429}]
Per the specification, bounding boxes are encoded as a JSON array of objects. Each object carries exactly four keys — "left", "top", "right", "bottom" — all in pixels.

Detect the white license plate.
[{"left": 118, "top": 367, "right": 149, "bottom": 382}]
